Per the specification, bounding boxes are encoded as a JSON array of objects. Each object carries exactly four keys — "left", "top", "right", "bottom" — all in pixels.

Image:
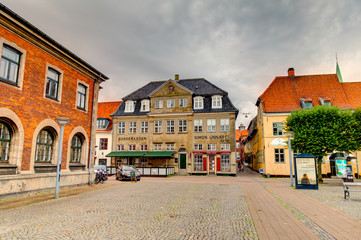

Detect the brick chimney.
[
  {"left": 288, "top": 68, "right": 295, "bottom": 78},
  {"left": 175, "top": 74, "right": 179, "bottom": 81}
]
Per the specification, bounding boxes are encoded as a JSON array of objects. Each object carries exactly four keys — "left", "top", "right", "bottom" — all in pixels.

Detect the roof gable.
[{"left": 149, "top": 79, "right": 193, "bottom": 97}]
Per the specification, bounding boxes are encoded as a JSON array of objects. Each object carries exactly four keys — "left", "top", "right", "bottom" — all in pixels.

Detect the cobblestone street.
[{"left": 0, "top": 176, "right": 257, "bottom": 240}]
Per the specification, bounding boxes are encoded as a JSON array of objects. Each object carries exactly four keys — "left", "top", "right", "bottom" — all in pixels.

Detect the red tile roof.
[
  {"left": 97, "top": 101, "right": 122, "bottom": 131},
  {"left": 258, "top": 74, "right": 361, "bottom": 113}
]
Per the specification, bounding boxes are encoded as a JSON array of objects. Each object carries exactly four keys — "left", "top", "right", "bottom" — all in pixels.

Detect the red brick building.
[{"left": 0, "top": 4, "right": 108, "bottom": 195}]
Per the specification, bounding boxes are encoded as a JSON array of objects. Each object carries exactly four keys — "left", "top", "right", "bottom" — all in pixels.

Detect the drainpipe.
[{"left": 88, "top": 74, "right": 101, "bottom": 185}]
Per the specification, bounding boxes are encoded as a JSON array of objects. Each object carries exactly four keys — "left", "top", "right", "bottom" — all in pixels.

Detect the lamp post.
[
  {"left": 55, "top": 117, "right": 70, "bottom": 199},
  {"left": 285, "top": 131, "right": 294, "bottom": 187}
]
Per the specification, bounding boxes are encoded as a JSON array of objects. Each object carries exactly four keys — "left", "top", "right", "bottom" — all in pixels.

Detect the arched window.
[
  {"left": 70, "top": 134, "right": 82, "bottom": 163},
  {"left": 0, "top": 122, "right": 11, "bottom": 162},
  {"left": 35, "top": 129, "right": 54, "bottom": 162}
]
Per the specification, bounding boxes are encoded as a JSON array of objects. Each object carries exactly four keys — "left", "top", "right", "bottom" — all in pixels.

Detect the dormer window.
[
  {"left": 194, "top": 96, "right": 203, "bottom": 109},
  {"left": 301, "top": 98, "right": 313, "bottom": 109},
  {"left": 319, "top": 97, "right": 331, "bottom": 107},
  {"left": 140, "top": 99, "right": 150, "bottom": 112},
  {"left": 212, "top": 95, "right": 222, "bottom": 109},
  {"left": 124, "top": 100, "right": 135, "bottom": 112},
  {"left": 97, "top": 118, "right": 110, "bottom": 130}
]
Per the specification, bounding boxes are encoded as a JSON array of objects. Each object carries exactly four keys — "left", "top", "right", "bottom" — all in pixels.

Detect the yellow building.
[
  {"left": 245, "top": 68, "right": 361, "bottom": 177},
  {"left": 107, "top": 75, "right": 239, "bottom": 176}
]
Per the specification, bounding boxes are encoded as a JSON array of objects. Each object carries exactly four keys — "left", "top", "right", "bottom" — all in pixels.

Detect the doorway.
[
  {"left": 180, "top": 154, "right": 187, "bottom": 169},
  {"left": 209, "top": 155, "right": 215, "bottom": 173}
]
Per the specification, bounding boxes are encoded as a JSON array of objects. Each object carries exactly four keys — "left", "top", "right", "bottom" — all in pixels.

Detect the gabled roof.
[
  {"left": 258, "top": 73, "right": 361, "bottom": 113},
  {"left": 148, "top": 79, "right": 193, "bottom": 97},
  {"left": 97, "top": 101, "right": 122, "bottom": 131}
]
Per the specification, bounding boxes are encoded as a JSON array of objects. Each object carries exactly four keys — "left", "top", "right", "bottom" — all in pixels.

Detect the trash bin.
[{"left": 130, "top": 171, "right": 136, "bottom": 182}]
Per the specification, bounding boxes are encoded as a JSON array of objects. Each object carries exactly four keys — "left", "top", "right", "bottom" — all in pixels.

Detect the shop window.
[
  {"left": 273, "top": 122, "right": 283, "bottom": 136},
  {"left": 178, "top": 120, "right": 187, "bottom": 133},
  {"left": 221, "top": 154, "right": 231, "bottom": 171},
  {"left": 99, "top": 138, "right": 108, "bottom": 150},
  {"left": 141, "top": 121, "right": 148, "bottom": 133},
  {"left": 193, "top": 154, "right": 203, "bottom": 171},
  {"left": 154, "top": 120, "right": 163, "bottom": 133},
  {"left": 35, "top": 129, "right": 54, "bottom": 163},
  {"left": 118, "top": 121, "right": 125, "bottom": 134},
  {"left": 70, "top": 134, "right": 82, "bottom": 163},
  {"left": 194, "top": 119, "right": 203, "bottom": 132},
  {"left": 0, "top": 122, "right": 11, "bottom": 162},
  {"left": 275, "top": 149, "right": 285, "bottom": 163}
]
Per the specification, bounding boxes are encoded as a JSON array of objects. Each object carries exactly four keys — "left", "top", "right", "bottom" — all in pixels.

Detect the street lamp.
[
  {"left": 285, "top": 131, "right": 294, "bottom": 187},
  {"left": 55, "top": 117, "right": 70, "bottom": 199}
]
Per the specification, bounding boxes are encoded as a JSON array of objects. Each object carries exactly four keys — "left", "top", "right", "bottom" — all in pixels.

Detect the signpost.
[{"left": 294, "top": 153, "right": 318, "bottom": 190}]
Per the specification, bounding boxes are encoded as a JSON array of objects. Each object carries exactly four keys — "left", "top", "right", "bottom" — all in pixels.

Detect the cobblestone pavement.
[{"left": 0, "top": 177, "right": 257, "bottom": 239}]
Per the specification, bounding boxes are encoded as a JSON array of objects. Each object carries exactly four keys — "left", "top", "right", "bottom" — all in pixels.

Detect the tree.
[{"left": 284, "top": 106, "right": 361, "bottom": 183}]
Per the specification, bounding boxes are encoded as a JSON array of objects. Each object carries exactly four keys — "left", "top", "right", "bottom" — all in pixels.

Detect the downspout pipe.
[{"left": 88, "top": 74, "right": 101, "bottom": 185}]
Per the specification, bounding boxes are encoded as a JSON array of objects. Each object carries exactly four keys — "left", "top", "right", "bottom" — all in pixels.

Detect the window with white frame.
[
  {"left": 273, "top": 122, "right": 283, "bottom": 136},
  {"left": 193, "top": 154, "right": 203, "bottom": 171},
  {"left": 207, "top": 144, "right": 216, "bottom": 151},
  {"left": 166, "top": 143, "right": 175, "bottom": 151},
  {"left": 220, "top": 118, "right": 230, "bottom": 132},
  {"left": 129, "top": 121, "right": 136, "bottom": 134},
  {"left": 275, "top": 149, "right": 285, "bottom": 163},
  {"left": 212, "top": 95, "right": 222, "bottom": 109},
  {"left": 141, "top": 121, "right": 148, "bottom": 133},
  {"left": 140, "top": 144, "right": 148, "bottom": 151},
  {"left": 129, "top": 144, "right": 136, "bottom": 151},
  {"left": 117, "top": 144, "right": 125, "bottom": 151},
  {"left": 45, "top": 68, "right": 60, "bottom": 100},
  {"left": 194, "top": 96, "right": 203, "bottom": 109},
  {"left": 140, "top": 99, "right": 150, "bottom": 112},
  {"left": 221, "top": 154, "right": 231, "bottom": 171},
  {"left": 166, "top": 120, "right": 175, "bottom": 133},
  {"left": 124, "top": 100, "right": 135, "bottom": 112},
  {"left": 154, "top": 120, "right": 163, "bottom": 133},
  {"left": 221, "top": 143, "right": 230, "bottom": 151},
  {"left": 155, "top": 99, "right": 163, "bottom": 109},
  {"left": 179, "top": 98, "right": 187, "bottom": 107},
  {"left": 194, "top": 144, "right": 203, "bottom": 150},
  {"left": 194, "top": 119, "right": 203, "bottom": 132},
  {"left": 207, "top": 119, "right": 216, "bottom": 132},
  {"left": 118, "top": 122, "right": 125, "bottom": 134},
  {"left": 178, "top": 120, "right": 187, "bottom": 133},
  {"left": 153, "top": 144, "right": 162, "bottom": 151},
  {"left": 167, "top": 99, "right": 175, "bottom": 108}
]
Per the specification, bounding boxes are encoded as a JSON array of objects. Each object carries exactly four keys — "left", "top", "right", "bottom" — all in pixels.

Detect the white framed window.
[
  {"left": 140, "top": 99, "right": 150, "bottom": 112},
  {"left": 179, "top": 98, "right": 187, "bottom": 107},
  {"left": 166, "top": 143, "right": 175, "bottom": 151},
  {"left": 194, "top": 96, "right": 203, "bottom": 109},
  {"left": 178, "top": 120, "right": 187, "bottom": 133},
  {"left": 155, "top": 99, "right": 163, "bottom": 109},
  {"left": 166, "top": 120, "right": 175, "bottom": 133},
  {"left": 153, "top": 144, "right": 162, "bottom": 151},
  {"left": 220, "top": 118, "right": 230, "bottom": 132},
  {"left": 45, "top": 67, "right": 61, "bottom": 101},
  {"left": 154, "top": 120, "right": 163, "bottom": 133},
  {"left": 273, "top": 122, "right": 283, "bottom": 136},
  {"left": 221, "top": 143, "right": 230, "bottom": 151},
  {"left": 118, "top": 122, "right": 125, "bottom": 134},
  {"left": 125, "top": 100, "right": 135, "bottom": 112},
  {"left": 207, "top": 119, "right": 216, "bottom": 132},
  {"left": 193, "top": 154, "right": 203, "bottom": 171},
  {"left": 117, "top": 144, "right": 125, "bottom": 151},
  {"left": 129, "top": 144, "right": 136, "bottom": 151},
  {"left": 221, "top": 154, "right": 231, "bottom": 172},
  {"left": 141, "top": 121, "right": 149, "bottom": 134},
  {"left": 194, "top": 144, "right": 203, "bottom": 150},
  {"left": 167, "top": 99, "right": 175, "bottom": 108},
  {"left": 212, "top": 95, "right": 222, "bottom": 109},
  {"left": 194, "top": 119, "right": 203, "bottom": 132},
  {"left": 129, "top": 121, "right": 136, "bottom": 134},
  {"left": 140, "top": 144, "right": 148, "bottom": 151},
  {"left": 207, "top": 144, "right": 216, "bottom": 151}
]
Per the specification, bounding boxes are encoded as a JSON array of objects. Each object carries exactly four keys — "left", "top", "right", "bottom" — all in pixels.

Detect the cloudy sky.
[{"left": 2, "top": 0, "right": 361, "bottom": 127}]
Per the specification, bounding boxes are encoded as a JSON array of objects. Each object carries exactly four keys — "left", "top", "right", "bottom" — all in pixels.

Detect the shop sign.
[
  {"left": 194, "top": 135, "right": 230, "bottom": 143},
  {"left": 118, "top": 137, "right": 147, "bottom": 141},
  {"left": 294, "top": 153, "right": 318, "bottom": 190}
]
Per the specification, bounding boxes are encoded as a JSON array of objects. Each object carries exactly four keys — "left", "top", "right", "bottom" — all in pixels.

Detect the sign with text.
[{"left": 294, "top": 154, "right": 318, "bottom": 190}]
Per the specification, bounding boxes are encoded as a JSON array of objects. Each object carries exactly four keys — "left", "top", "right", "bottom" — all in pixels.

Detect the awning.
[
  {"left": 144, "top": 151, "right": 175, "bottom": 158},
  {"left": 106, "top": 151, "right": 146, "bottom": 157}
]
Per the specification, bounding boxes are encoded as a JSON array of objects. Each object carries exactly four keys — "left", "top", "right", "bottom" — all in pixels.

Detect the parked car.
[{"left": 116, "top": 165, "right": 141, "bottom": 181}]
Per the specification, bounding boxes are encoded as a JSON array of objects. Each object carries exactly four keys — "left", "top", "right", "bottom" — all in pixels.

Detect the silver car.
[{"left": 116, "top": 165, "right": 141, "bottom": 181}]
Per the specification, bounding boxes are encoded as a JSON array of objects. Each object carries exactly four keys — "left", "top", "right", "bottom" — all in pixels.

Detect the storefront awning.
[
  {"left": 106, "top": 151, "right": 147, "bottom": 157},
  {"left": 143, "top": 151, "right": 175, "bottom": 158}
]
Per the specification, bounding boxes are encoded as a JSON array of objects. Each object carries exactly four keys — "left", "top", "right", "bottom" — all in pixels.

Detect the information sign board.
[{"left": 294, "top": 154, "right": 318, "bottom": 190}]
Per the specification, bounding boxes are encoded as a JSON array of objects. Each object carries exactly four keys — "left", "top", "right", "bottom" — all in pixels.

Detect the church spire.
[{"left": 336, "top": 53, "right": 343, "bottom": 83}]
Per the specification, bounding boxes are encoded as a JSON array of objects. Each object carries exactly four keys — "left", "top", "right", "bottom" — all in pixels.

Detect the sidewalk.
[{"left": 241, "top": 167, "right": 361, "bottom": 239}]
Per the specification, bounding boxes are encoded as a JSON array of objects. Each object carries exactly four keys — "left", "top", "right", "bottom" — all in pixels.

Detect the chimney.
[
  {"left": 288, "top": 68, "right": 295, "bottom": 78},
  {"left": 175, "top": 74, "right": 179, "bottom": 81}
]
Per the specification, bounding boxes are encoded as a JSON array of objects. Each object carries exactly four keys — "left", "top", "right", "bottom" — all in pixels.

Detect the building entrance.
[
  {"left": 180, "top": 154, "right": 187, "bottom": 169},
  {"left": 209, "top": 155, "right": 215, "bottom": 172}
]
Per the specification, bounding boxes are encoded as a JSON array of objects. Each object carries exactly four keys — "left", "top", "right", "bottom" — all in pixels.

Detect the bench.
[{"left": 343, "top": 181, "right": 361, "bottom": 200}]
